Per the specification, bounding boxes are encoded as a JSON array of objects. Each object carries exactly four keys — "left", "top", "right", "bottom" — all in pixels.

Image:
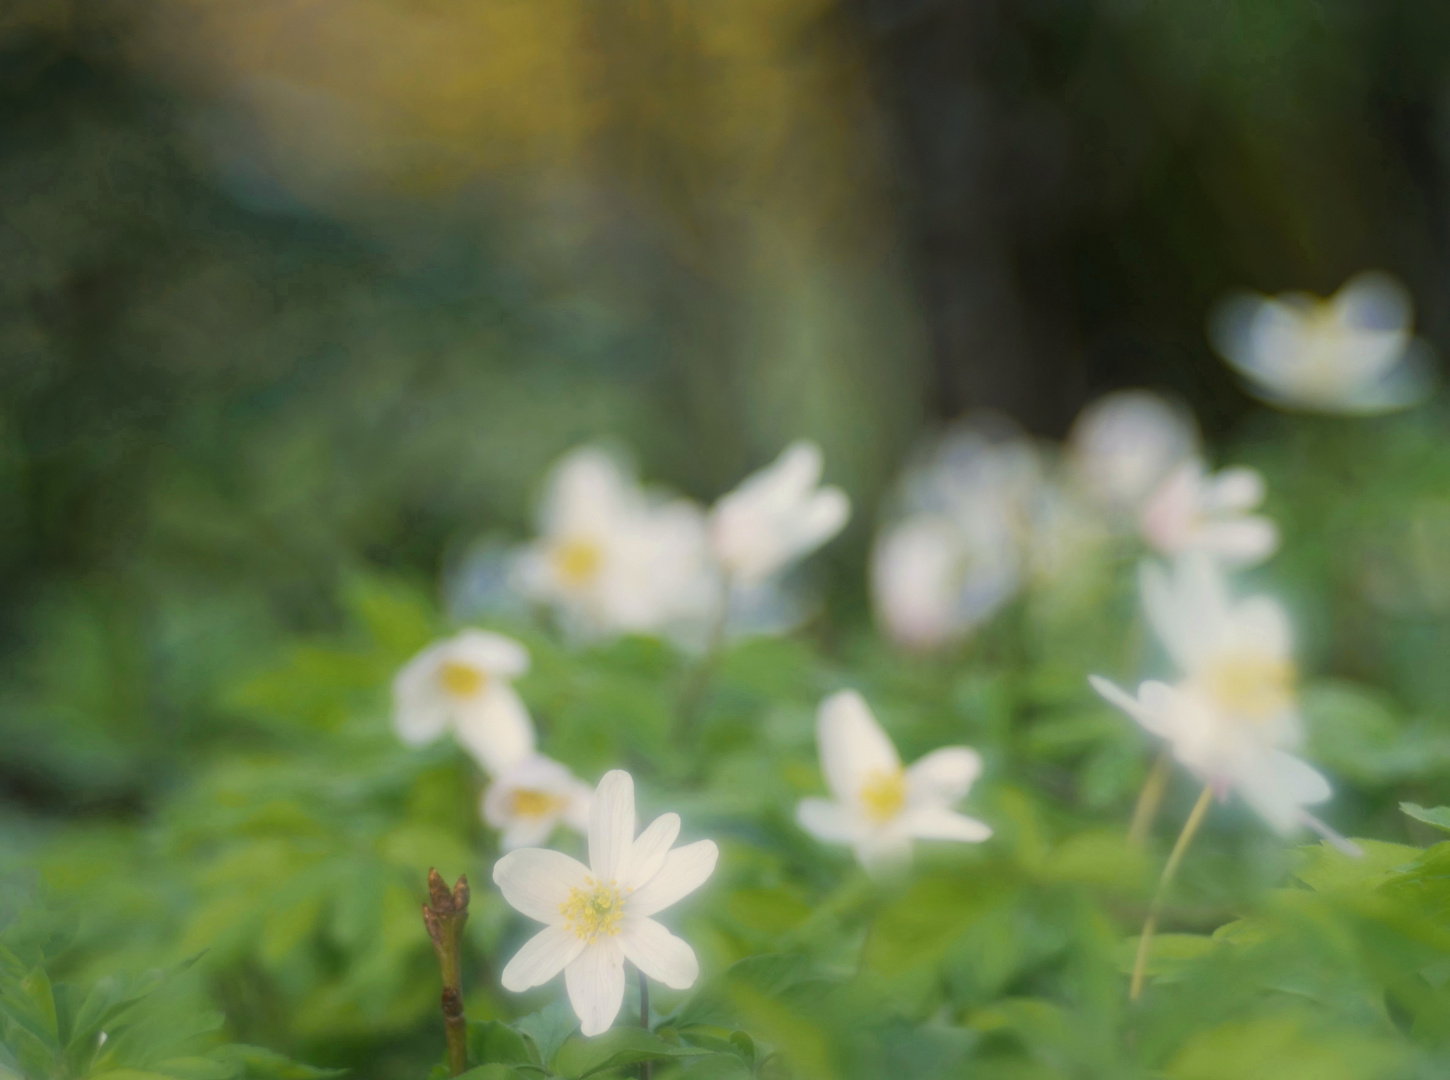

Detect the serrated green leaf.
[
  {"left": 513, "top": 1002, "right": 576, "bottom": 1071},
  {"left": 553, "top": 1028, "right": 710, "bottom": 1079},
  {"left": 1401, "top": 803, "right": 1450, "bottom": 834}
]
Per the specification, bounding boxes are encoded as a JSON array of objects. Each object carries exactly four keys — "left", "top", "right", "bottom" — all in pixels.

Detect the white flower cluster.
[
  {"left": 869, "top": 393, "right": 1276, "bottom": 650},
  {"left": 386, "top": 264, "right": 1433, "bottom": 1027},
  {"left": 515, "top": 441, "right": 849, "bottom": 646},
  {"left": 396, "top": 633, "right": 721, "bottom": 1032}
]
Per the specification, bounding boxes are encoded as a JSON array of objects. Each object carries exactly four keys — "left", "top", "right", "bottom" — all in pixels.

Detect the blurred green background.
[{"left": 6, "top": 2, "right": 1450, "bottom": 1078}]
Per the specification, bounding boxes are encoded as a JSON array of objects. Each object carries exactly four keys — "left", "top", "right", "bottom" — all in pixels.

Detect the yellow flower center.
[
  {"left": 438, "top": 660, "right": 486, "bottom": 698},
  {"left": 1202, "top": 655, "right": 1295, "bottom": 721},
  {"left": 554, "top": 538, "right": 603, "bottom": 586},
  {"left": 859, "top": 768, "right": 907, "bottom": 824},
  {"left": 510, "top": 788, "right": 568, "bottom": 819},
  {"left": 559, "top": 878, "right": 625, "bottom": 942}
]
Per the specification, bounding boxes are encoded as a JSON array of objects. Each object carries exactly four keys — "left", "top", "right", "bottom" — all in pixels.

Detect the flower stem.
[
  {"left": 675, "top": 574, "right": 731, "bottom": 747},
  {"left": 422, "top": 868, "right": 471, "bottom": 1076},
  {"left": 1129, "top": 784, "right": 1213, "bottom": 1001},
  {"left": 639, "top": 970, "right": 651, "bottom": 1080},
  {"left": 1128, "top": 748, "right": 1173, "bottom": 847}
]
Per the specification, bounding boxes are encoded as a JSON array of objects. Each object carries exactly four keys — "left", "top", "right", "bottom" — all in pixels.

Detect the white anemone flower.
[
  {"left": 516, "top": 447, "right": 717, "bottom": 642},
  {"left": 708, "top": 440, "right": 850, "bottom": 586},
  {"left": 1067, "top": 390, "right": 1199, "bottom": 515},
  {"left": 483, "top": 755, "right": 593, "bottom": 850},
  {"left": 870, "top": 512, "right": 1018, "bottom": 650},
  {"left": 493, "top": 770, "right": 719, "bottom": 1036},
  {"left": 1090, "top": 555, "right": 1356, "bottom": 850},
  {"left": 1139, "top": 459, "right": 1278, "bottom": 567},
  {"left": 796, "top": 690, "right": 991, "bottom": 873},
  {"left": 871, "top": 417, "right": 1042, "bottom": 649},
  {"left": 1209, "top": 271, "right": 1436, "bottom": 414},
  {"left": 393, "top": 630, "right": 535, "bottom": 776}
]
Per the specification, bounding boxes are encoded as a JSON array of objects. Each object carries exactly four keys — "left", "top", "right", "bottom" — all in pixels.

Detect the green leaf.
[
  {"left": 1166, "top": 1015, "right": 1406, "bottom": 1080},
  {"left": 467, "top": 1020, "right": 533, "bottom": 1068},
  {"left": 513, "top": 1002, "right": 577, "bottom": 1071},
  {"left": 213, "top": 1044, "right": 345, "bottom": 1079},
  {"left": 553, "top": 1028, "right": 710, "bottom": 1080},
  {"left": 1401, "top": 803, "right": 1450, "bottom": 834},
  {"left": 675, "top": 954, "right": 815, "bottom": 1029},
  {"left": 454, "top": 1067, "right": 527, "bottom": 1080},
  {"left": 1293, "top": 839, "right": 1420, "bottom": 893}
]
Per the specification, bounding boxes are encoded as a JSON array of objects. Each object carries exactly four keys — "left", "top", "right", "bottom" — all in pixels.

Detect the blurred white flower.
[
  {"left": 393, "top": 630, "right": 535, "bottom": 776},
  {"left": 871, "top": 513, "right": 1018, "bottom": 650},
  {"left": 493, "top": 770, "right": 718, "bottom": 1036},
  {"left": 483, "top": 754, "right": 593, "bottom": 850},
  {"left": 1210, "top": 271, "right": 1436, "bottom": 413},
  {"left": 797, "top": 690, "right": 991, "bottom": 874},
  {"left": 871, "top": 417, "right": 1042, "bottom": 649},
  {"left": 708, "top": 440, "right": 850, "bottom": 586},
  {"left": 1091, "top": 555, "right": 1355, "bottom": 850},
  {"left": 1139, "top": 459, "right": 1278, "bottom": 567},
  {"left": 516, "top": 447, "right": 717, "bottom": 643},
  {"left": 1067, "top": 390, "right": 1199, "bottom": 515}
]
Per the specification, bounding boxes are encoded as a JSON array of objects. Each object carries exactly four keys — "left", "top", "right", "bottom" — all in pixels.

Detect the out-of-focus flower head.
[
  {"left": 515, "top": 446, "right": 717, "bottom": 644},
  {"left": 482, "top": 754, "right": 593, "bottom": 851},
  {"left": 393, "top": 630, "right": 535, "bottom": 776},
  {"left": 1067, "top": 390, "right": 1199, "bottom": 516},
  {"left": 1209, "top": 271, "right": 1436, "bottom": 414},
  {"left": 796, "top": 690, "right": 990, "bottom": 875},
  {"left": 1091, "top": 555, "right": 1355, "bottom": 850},
  {"left": 708, "top": 440, "right": 850, "bottom": 587},
  {"left": 1140, "top": 459, "right": 1279, "bottom": 567},
  {"left": 494, "top": 770, "right": 718, "bottom": 1036},
  {"left": 871, "top": 417, "right": 1042, "bottom": 650}
]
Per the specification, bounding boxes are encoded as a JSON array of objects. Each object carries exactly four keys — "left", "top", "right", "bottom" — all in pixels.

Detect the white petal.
[
  {"left": 1299, "top": 812, "right": 1363, "bottom": 857},
  {"left": 898, "top": 806, "right": 992, "bottom": 843},
  {"left": 624, "top": 813, "right": 680, "bottom": 891},
  {"left": 589, "top": 770, "right": 637, "bottom": 883},
  {"left": 627, "top": 840, "right": 719, "bottom": 917},
  {"left": 1336, "top": 271, "right": 1411, "bottom": 335},
  {"left": 500, "top": 816, "right": 558, "bottom": 851},
  {"left": 1090, "top": 675, "right": 1176, "bottom": 738},
  {"left": 1267, "top": 750, "right": 1332, "bottom": 805},
  {"left": 1195, "top": 518, "right": 1279, "bottom": 565},
  {"left": 1230, "top": 749, "right": 1330, "bottom": 833},
  {"left": 799, "top": 487, "right": 851, "bottom": 549},
  {"left": 817, "top": 690, "right": 901, "bottom": 804},
  {"left": 565, "top": 938, "right": 626, "bottom": 1037},
  {"left": 620, "top": 917, "right": 700, "bottom": 990},
  {"left": 796, "top": 798, "right": 860, "bottom": 844},
  {"left": 854, "top": 833, "right": 912, "bottom": 877},
  {"left": 392, "top": 644, "right": 451, "bottom": 744},
  {"left": 492, "top": 848, "right": 591, "bottom": 924},
  {"left": 501, "top": 924, "right": 587, "bottom": 991},
  {"left": 393, "top": 696, "right": 450, "bottom": 746},
  {"left": 906, "top": 747, "right": 983, "bottom": 804},
  {"left": 453, "top": 685, "right": 537, "bottom": 776},
  {"left": 1202, "top": 467, "right": 1265, "bottom": 512},
  {"left": 450, "top": 629, "right": 531, "bottom": 678}
]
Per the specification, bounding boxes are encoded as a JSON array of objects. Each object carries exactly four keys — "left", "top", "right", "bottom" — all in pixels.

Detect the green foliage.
[
  {"left": 11, "top": 416, "right": 1450, "bottom": 1078},
  {"left": 0, "top": 889, "right": 335, "bottom": 1080}
]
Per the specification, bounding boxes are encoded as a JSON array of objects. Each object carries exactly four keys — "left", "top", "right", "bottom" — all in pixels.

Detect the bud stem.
[
  {"left": 423, "top": 868, "right": 471, "bottom": 1076},
  {"left": 1130, "top": 784, "right": 1213, "bottom": 1001}
]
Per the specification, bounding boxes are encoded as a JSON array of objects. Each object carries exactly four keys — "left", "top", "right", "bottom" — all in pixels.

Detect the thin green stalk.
[
  {"left": 639, "top": 969, "right": 651, "bottom": 1080},
  {"left": 1129, "top": 784, "right": 1213, "bottom": 1001},
  {"left": 1128, "top": 748, "right": 1173, "bottom": 847}
]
